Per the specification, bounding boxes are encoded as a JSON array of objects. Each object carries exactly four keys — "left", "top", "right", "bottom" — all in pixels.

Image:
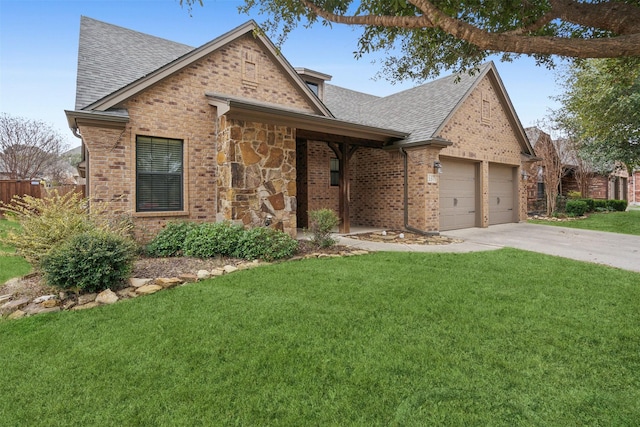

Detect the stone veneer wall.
[
  {"left": 79, "top": 34, "right": 317, "bottom": 240},
  {"left": 217, "top": 117, "right": 297, "bottom": 235}
]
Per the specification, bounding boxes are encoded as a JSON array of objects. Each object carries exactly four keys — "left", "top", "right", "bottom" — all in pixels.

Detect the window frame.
[
  {"left": 330, "top": 157, "right": 339, "bottom": 187},
  {"left": 135, "top": 135, "right": 184, "bottom": 213}
]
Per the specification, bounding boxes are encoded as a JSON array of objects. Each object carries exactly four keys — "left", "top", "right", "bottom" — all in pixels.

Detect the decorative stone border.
[{"left": 0, "top": 249, "right": 369, "bottom": 320}]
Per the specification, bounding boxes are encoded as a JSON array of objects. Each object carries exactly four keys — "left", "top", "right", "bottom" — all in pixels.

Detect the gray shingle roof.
[
  {"left": 324, "top": 64, "right": 489, "bottom": 144},
  {"left": 75, "top": 16, "right": 194, "bottom": 110}
]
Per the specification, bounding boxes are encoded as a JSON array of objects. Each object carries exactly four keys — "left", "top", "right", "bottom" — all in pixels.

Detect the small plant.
[
  {"left": 146, "top": 221, "right": 198, "bottom": 257},
  {"left": 566, "top": 199, "right": 588, "bottom": 216},
  {"left": 183, "top": 222, "right": 244, "bottom": 258},
  {"left": 567, "top": 191, "right": 582, "bottom": 200},
  {"left": 307, "top": 209, "right": 339, "bottom": 248},
  {"left": 40, "top": 231, "right": 136, "bottom": 293},
  {"left": 235, "top": 227, "right": 298, "bottom": 261}
]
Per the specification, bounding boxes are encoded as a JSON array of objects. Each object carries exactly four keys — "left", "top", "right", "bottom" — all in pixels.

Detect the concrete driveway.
[{"left": 337, "top": 223, "right": 640, "bottom": 273}]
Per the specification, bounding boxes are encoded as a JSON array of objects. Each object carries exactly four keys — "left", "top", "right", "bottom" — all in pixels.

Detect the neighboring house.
[
  {"left": 553, "top": 138, "right": 629, "bottom": 201},
  {"left": 523, "top": 127, "right": 557, "bottom": 214},
  {"left": 523, "top": 127, "right": 630, "bottom": 213},
  {"left": 629, "top": 170, "right": 640, "bottom": 206},
  {"left": 65, "top": 17, "right": 536, "bottom": 239}
]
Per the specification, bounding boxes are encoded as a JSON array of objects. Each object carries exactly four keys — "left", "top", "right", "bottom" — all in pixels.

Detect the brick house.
[
  {"left": 524, "top": 127, "right": 631, "bottom": 213},
  {"left": 65, "top": 17, "right": 536, "bottom": 239}
]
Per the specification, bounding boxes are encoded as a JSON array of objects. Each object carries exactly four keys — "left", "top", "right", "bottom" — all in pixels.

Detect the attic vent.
[
  {"left": 242, "top": 51, "right": 258, "bottom": 88},
  {"left": 481, "top": 91, "right": 491, "bottom": 123}
]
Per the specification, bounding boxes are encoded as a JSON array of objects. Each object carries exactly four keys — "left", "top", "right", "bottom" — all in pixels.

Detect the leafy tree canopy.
[
  {"left": 183, "top": 0, "right": 640, "bottom": 80},
  {"left": 552, "top": 57, "right": 640, "bottom": 170}
]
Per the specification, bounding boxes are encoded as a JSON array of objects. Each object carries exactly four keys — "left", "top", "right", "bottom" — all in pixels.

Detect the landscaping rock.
[
  {"left": 78, "top": 293, "right": 97, "bottom": 305},
  {"left": 96, "top": 289, "right": 119, "bottom": 305},
  {"left": 178, "top": 273, "right": 198, "bottom": 283},
  {"left": 24, "top": 303, "right": 61, "bottom": 316},
  {"left": 223, "top": 265, "right": 238, "bottom": 274},
  {"left": 0, "top": 294, "right": 12, "bottom": 304},
  {"left": 136, "top": 284, "right": 163, "bottom": 295},
  {"left": 0, "top": 297, "right": 31, "bottom": 316},
  {"left": 33, "top": 295, "right": 57, "bottom": 304},
  {"left": 210, "top": 268, "right": 225, "bottom": 277},
  {"left": 155, "top": 278, "right": 183, "bottom": 289},
  {"left": 116, "top": 287, "right": 137, "bottom": 298},
  {"left": 7, "top": 310, "right": 26, "bottom": 320},
  {"left": 40, "top": 299, "right": 59, "bottom": 308},
  {"left": 71, "top": 301, "right": 100, "bottom": 311},
  {"left": 129, "top": 278, "right": 153, "bottom": 288},
  {"left": 197, "top": 270, "right": 211, "bottom": 280}
]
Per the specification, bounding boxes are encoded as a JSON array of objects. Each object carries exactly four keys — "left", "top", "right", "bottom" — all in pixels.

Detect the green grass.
[
  {"left": 529, "top": 209, "right": 640, "bottom": 235},
  {"left": 0, "top": 219, "right": 31, "bottom": 283},
  {"left": 1, "top": 249, "right": 639, "bottom": 425}
]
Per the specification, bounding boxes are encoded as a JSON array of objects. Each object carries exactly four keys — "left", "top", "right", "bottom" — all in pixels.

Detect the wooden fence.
[{"left": 0, "top": 181, "right": 85, "bottom": 215}]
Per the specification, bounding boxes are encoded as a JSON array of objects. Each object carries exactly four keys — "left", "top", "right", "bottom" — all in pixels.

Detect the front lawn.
[
  {"left": 1, "top": 249, "right": 639, "bottom": 425},
  {"left": 0, "top": 219, "right": 31, "bottom": 283},
  {"left": 529, "top": 209, "right": 640, "bottom": 235}
]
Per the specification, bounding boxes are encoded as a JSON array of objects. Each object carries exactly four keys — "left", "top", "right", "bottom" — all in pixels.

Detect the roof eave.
[
  {"left": 207, "top": 94, "right": 407, "bottom": 143},
  {"left": 84, "top": 20, "right": 332, "bottom": 117}
]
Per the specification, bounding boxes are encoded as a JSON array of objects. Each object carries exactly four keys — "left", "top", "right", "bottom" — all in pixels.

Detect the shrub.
[
  {"left": 40, "top": 231, "right": 136, "bottom": 293},
  {"left": 183, "top": 222, "right": 244, "bottom": 258},
  {"left": 578, "top": 198, "right": 595, "bottom": 212},
  {"left": 146, "top": 221, "right": 197, "bottom": 257},
  {"left": 593, "top": 199, "right": 610, "bottom": 211},
  {"left": 235, "top": 227, "right": 298, "bottom": 261},
  {"left": 566, "top": 200, "right": 588, "bottom": 216},
  {"left": 0, "top": 191, "right": 134, "bottom": 266},
  {"left": 567, "top": 191, "right": 582, "bottom": 200},
  {"left": 607, "top": 199, "right": 628, "bottom": 212},
  {"left": 308, "top": 209, "right": 339, "bottom": 248}
]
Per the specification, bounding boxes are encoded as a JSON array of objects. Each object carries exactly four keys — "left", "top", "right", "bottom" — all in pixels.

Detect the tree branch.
[{"left": 299, "top": 0, "right": 640, "bottom": 57}]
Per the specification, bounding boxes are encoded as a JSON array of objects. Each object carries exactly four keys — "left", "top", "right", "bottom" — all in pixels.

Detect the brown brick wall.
[
  {"left": 80, "top": 34, "right": 315, "bottom": 240},
  {"left": 630, "top": 171, "right": 640, "bottom": 204},
  {"left": 438, "top": 75, "right": 527, "bottom": 226},
  {"left": 304, "top": 140, "right": 340, "bottom": 223}
]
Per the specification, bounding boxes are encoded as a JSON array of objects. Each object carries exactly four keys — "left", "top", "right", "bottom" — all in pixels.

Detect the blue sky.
[{"left": 1, "top": 0, "right": 562, "bottom": 149}]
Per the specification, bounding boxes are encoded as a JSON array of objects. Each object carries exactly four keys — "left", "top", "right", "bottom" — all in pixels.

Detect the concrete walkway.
[{"left": 335, "top": 223, "right": 640, "bottom": 273}]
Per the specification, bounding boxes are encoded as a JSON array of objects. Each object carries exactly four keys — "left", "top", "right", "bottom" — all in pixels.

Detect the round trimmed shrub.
[
  {"left": 235, "top": 227, "right": 298, "bottom": 261},
  {"left": 40, "top": 231, "right": 136, "bottom": 293},
  {"left": 566, "top": 199, "right": 588, "bottom": 217},
  {"left": 146, "top": 221, "right": 197, "bottom": 257},
  {"left": 183, "top": 222, "right": 244, "bottom": 258}
]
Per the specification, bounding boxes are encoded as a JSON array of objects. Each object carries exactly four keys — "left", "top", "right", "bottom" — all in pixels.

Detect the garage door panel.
[
  {"left": 440, "top": 160, "right": 477, "bottom": 231},
  {"left": 489, "top": 164, "right": 515, "bottom": 225}
]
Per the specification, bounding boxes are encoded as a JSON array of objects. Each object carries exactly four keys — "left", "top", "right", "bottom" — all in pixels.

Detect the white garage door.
[
  {"left": 440, "top": 160, "right": 478, "bottom": 231},
  {"left": 489, "top": 164, "right": 516, "bottom": 225}
]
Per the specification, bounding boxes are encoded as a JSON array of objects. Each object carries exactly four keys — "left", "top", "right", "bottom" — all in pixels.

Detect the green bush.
[
  {"left": 578, "top": 198, "right": 595, "bottom": 212},
  {"left": 146, "top": 221, "right": 197, "bottom": 257},
  {"left": 40, "top": 231, "right": 136, "bottom": 293},
  {"left": 308, "top": 209, "right": 339, "bottom": 248},
  {"left": 566, "top": 200, "right": 588, "bottom": 216},
  {"left": 235, "top": 227, "right": 298, "bottom": 261},
  {"left": 592, "top": 199, "right": 628, "bottom": 212},
  {"left": 183, "top": 222, "right": 244, "bottom": 258},
  {"left": 607, "top": 199, "right": 628, "bottom": 212}
]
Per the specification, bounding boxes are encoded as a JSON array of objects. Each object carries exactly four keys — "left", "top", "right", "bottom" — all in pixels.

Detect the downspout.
[{"left": 400, "top": 147, "right": 438, "bottom": 236}]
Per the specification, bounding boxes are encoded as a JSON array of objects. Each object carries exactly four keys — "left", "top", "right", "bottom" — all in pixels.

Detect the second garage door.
[
  {"left": 440, "top": 160, "right": 478, "bottom": 231},
  {"left": 489, "top": 163, "right": 516, "bottom": 225}
]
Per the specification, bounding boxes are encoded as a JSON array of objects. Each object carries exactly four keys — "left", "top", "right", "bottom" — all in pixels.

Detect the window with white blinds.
[{"left": 136, "top": 136, "right": 183, "bottom": 212}]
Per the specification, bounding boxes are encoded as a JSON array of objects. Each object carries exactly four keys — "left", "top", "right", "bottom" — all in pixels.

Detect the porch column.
[{"left": 328, "top": 142, "right": 358, "bottom": 234}]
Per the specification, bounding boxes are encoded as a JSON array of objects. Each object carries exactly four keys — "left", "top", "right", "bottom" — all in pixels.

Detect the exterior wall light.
[
  {"left": 434, "top": 161, "right": 442, "bottom": 174},
  {"left": 521, "top": 169, "right": 529, "bottom": 180}
]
